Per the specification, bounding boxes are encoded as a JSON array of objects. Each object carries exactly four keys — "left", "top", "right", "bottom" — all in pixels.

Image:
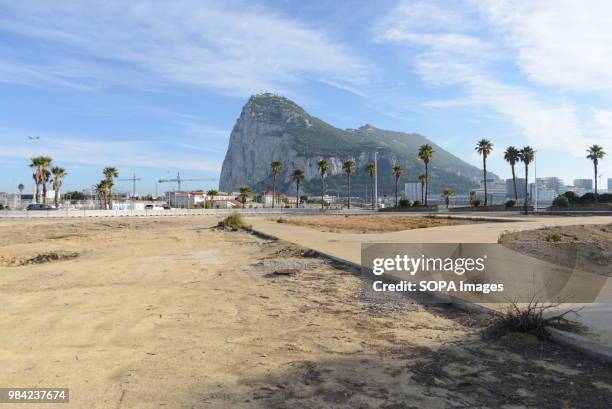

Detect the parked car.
[
  {"left": 145, "top": 204, "right": 165, "bottom": 210},
  {"left": 27, "top": 204, "right": 56, "bottom": 211}
]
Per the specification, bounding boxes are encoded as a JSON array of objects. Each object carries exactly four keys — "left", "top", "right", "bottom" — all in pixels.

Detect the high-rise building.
[
  {"left": 573, "top": 179, "right": 593, "bottom": 192},
  {"left": 475, "top": 179, "right": 506, "bottom": 204},
  {"left": 505, "top": 178, "right": 527, "bottom": 199},
  {"left": 608, "top": 178, "right": 612, "bottom": 192},
  {"left": 537, "top": 177, "right": 565, "bottom": 194}
]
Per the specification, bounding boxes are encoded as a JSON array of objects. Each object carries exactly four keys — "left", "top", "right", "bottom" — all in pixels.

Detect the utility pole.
[
  {"left": 374, "top": 151, "right": 378, "bottom": 210},
  {"left": 534, "top": 150, "right": 538, "bottom": 211}
]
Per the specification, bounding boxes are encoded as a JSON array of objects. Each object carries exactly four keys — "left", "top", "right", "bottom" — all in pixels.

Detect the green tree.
[
  {"left": 392, "top": 165, "right": 403, "bottom": 208},
  {"left": 365, "top": 162, "right": 376, "bottom": 210},
  {"left": 96, "top": 180, "right": 110, "bottom": 209},
  {"left": 317, "top": 159, "right": 328, "bottom": 209},
  {"left": 586, "top": 145, "right": 606, "bottom": 203},
  {"left": 519, "top": 146, "right": 535, "bottom": 215},
  {"left": 291, "top": 169, "right": 304, "bottom": 208},
  {"left": 51, "top": 166, "right": 67, "bottom": 208},
  {"left": 475, "top": 139, "right": 493, "bottom": 206},
  {"left": 418, "top": 174, "right": 426, "bottom": 205},
  {"left": 206, "top": 189, "right": 218, "bottom": 209},
  {"left": 442, "top": 188, "right": 455, "bottom": 209},
  {"left": 239, "top": 186, "right": 252, "bottom": 208},
  {"left": 504, "top": 146, "right": 520, "bottom": 204},
  {"left": 29, "top": 156, "right": 52, "bottom": 204},
  {"left": 418, "top": 144, "right": 435, "bottom": 206},
  {"left": 469, "top": 190, "right": 476, "bottom": 207},
  {"left": 103, "top": 167, "right": 119, "bottom": 209},
  {"left": 342, "top": 160, "right": 356, "bottom": 209},
  {"left": 270, "top": 160, "right": 283, "bottom": 208}
]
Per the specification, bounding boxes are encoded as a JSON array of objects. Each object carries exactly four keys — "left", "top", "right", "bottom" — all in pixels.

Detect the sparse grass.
[
  {"left": 217, "top": 213, "right": 251, "bottom": 231},
  {"left": 485, "top": 299, "right": 581, "bottom": 339},
  {"left": 269, "top": 215, "right": 474, "bottom": 233}
]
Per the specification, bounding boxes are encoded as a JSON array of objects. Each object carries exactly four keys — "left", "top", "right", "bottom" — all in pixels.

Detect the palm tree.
[
  {"left": 418, "top": 174, "right": 426, "bottom": 204},
  {"left": 504, "top": 146, "right": 520, "bottom": 203},
  {"left": 239, "top": 186, "right": 252, "bottom": 208},
  {"left": 206, "top": 189, "right": 218, "bottom": 209},
  {"left": 475, "top": 139, "right": 493, "bottom": 206},
  {"left": 365, "top": 163, "right": 376, "bottom": 209},
  {"left": 418, "top": 144, "right": 435, "bottom": 205},
  {"left": 519, "top": 146, "right": 535, "bottom": 215},
  {"left": 317, "top": 159, "right": 328, "bottom": 209},
  {"left": 51, "top": 167, "right": 67, "bottom": 208},
  {"left": 270, "top": 160, "right": 283, "bottom": 208},
  {"left": 29, "top": 158, "right": 42, "bottom": 204},
  {"left": 442, "top": 188, "right": 455, "bottom": 209},
  {"left": 291, "top": 169, "right": 304, "bottom": 208},
  {"left": 342, "top": 160, "right": 356, "bottom": 209},
  {"left": 469, "top": 190, "right": 476, "bottom": 207},
  {"left": 95, "top": 180, "right": 109, "bottom": 209},
  {"left": 30, "top": 156, "right": 52, "bottom": 204},
  {"left": 392, "top": 165, "right": 403, "bottom": 207},
  {"left": 586, "top": 145, "right": 606, "bottom": 203},
  {"left": 103, "top": 167, "right": 119, "bottom": 209}
]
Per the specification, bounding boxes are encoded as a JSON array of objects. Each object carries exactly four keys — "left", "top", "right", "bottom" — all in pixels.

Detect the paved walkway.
[{"left": 248, "top": 215, "right": 612, "bottom": 357}]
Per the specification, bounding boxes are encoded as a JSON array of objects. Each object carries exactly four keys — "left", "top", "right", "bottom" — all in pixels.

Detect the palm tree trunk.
[
  {"left": 594, "top": 163, "right": 599, "bottom": 204},
  {"left": 295, "top": 182, "right": 300, "bottom": 208},
  {"left": 35, "top": 181, "right": 40, "bottom": 204},
  {"left": 272, "top": 175, "right": 276, "bottom": 208},
  {"left": 421, "top": 183, "right": 424, "bottom": 204},
  {"left": 108, "top": 187, "right": 113, "bottom": 210},
  {"left": 321, "top": 176, "right": 325, "bottom": 209},
  {"left": 483, "top": 157, "right": 488, "bottom": 206},
  {"left": 371, "top": 175, "right": 375, "bottom": 210},
  {"left": 511, "top": 164, "right": 518, "bottom": 203},
  {"left": 347, "top": 175, "right": 351, "bottom": 209},
  {"left": 42, "top": 181, "right": 47, "bottom": 205},
  {"left": 395, "top": 178, "right": 398, "bottom": 207},
  {"left": 424, "top": 164, "right": 429, "bottom": 206},
  {"left": 524, "top": 165, "right": 529, "bottom": 215},
  {"left": 54, "top": 189, "right": 59, "bottom": 208}
]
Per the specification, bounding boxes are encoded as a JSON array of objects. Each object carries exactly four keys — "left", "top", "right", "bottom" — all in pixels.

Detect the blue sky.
[{"left": 1, "top": 0, "right": 610, "bottom": 194}]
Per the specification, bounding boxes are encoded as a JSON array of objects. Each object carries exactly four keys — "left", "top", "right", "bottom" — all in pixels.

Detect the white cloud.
[
  {"left": 0, "top": 134, "right": 223, "bottom": 172},
  {"left": 374, "top": 0, "right": 612, "bottom": 158},
  {"left": 479, "top": 0, "right": 612, "bottom": 93},
  {"left": 0, "top": 0, "right": 367, "bottom": 96}
]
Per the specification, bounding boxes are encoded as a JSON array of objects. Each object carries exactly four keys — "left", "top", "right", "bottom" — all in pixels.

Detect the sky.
[{"left": 1, "top": 0, "right": 611, "bottom": 195}]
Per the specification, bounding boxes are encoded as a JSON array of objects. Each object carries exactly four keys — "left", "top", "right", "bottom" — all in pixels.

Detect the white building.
[
  {"left": 0, "top": 193, "right": 21, "bottom": 209},
  {"left": 404, "top": 182, "right": 421, "bottom": 202},
  {"left": 474, "top": 179, "right": 506, "bottom": 204}
]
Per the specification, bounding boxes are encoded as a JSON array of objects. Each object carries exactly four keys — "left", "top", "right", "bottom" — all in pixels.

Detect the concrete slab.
[{"left": 248, "top": 215, "right": 612, "bottom": 360}]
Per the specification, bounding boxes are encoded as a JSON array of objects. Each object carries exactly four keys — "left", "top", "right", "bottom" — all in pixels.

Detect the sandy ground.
[
  {"left": 499, "top": 223, "right": 612, "bottom": 277},
  {"left": 271, "top": 215, "right": 475, "bottom": 233},
  {"left": 1, "top": 217, "right": 611, "bottom": 409}
]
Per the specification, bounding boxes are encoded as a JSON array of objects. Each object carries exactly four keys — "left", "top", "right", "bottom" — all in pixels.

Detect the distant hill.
[{"left": 219, "top": 93, "right": 495, "bottom": 197}]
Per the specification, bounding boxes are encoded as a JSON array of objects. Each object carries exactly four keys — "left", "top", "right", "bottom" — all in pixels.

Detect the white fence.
[{"left": 0, "top": 207, "right": 380, "bottom": 219}]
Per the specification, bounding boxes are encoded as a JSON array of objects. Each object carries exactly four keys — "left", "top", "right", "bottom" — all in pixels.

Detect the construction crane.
[
  {"left": 117, "top": 173, "right": 141, "bottom": 198},
  {"left": 157, "top": 172, "right": 218, "bottom": 192}
]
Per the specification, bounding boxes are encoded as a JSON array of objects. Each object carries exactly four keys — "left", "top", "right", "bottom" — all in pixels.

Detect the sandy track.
[{"left": 0, "top": 217, "right": 610, "bottom": 408}]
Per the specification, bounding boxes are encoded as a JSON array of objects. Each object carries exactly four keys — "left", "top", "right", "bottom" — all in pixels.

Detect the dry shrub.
[
  {"left": 485, "top": 298, "right": 581, "bottom": 339},
  {"left": 544, "top": 232, "right": 562, "bottom": 242},
  {"left": 217, "top": 213, "right": 251, "bottom": 231}
]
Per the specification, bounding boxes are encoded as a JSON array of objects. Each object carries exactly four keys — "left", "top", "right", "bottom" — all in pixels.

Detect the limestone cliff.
[{"left": 219, "top": 93, "right": 492, "bottom": 195}]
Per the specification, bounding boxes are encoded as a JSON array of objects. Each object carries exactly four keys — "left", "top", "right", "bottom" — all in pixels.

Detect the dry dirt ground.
[
  {"left": 0, "top": 217, "right": 611, "bottom": 409},
  {"left": 270, "top": 215, "right": 475, "bottom": 233},
  {"left": 499, "top": 223, "right": 612, "bottom": 277}
]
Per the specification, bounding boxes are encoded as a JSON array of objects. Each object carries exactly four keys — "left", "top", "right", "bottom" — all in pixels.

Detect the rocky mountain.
[{"left": 219, "top": 93, "right": 495, "bottom": 197}]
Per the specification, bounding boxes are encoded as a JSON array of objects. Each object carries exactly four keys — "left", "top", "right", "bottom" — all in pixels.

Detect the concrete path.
[{"left": 248, "top": 215, "right": 612, "bottom": 359}]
